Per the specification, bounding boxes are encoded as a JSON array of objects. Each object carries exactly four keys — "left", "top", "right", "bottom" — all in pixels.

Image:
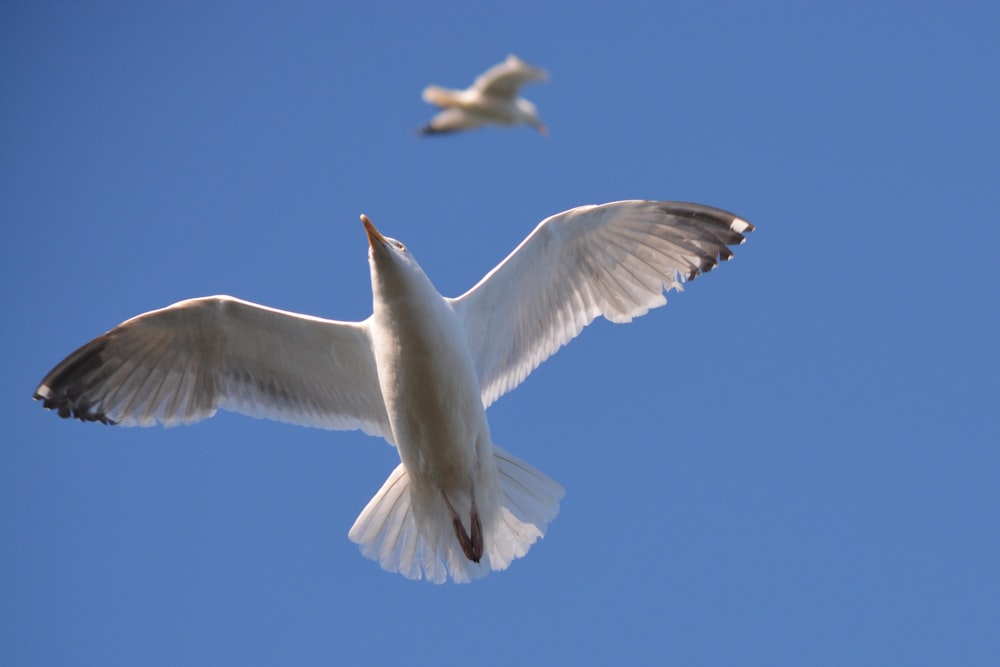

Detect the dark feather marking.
[{"left": 34, "top": 338, "right": 117, "bottom": 424}]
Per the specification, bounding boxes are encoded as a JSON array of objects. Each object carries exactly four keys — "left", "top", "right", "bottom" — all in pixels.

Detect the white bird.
[
  {"left": 34, "top": 200, "right": 754, "bottom": 583},
  {"left": 419, "top": 54, "right": 549, "bottom": 136}
]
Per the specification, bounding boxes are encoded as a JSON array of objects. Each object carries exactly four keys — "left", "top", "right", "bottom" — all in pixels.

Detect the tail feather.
[
  {"left": 488, "top": 446, "right": 564, "bottom": 564},
  {"left": 348, "top": 446, "right": 564, "bottom": 583},
  {"left": 422, "top": 84, "right": 460, "bottom": 108},
  {"left": 348, "top": 464, "right": 421, "bottom": 576},
  {"left": 495, "top": 447, "right": 563, "bottom": 526}
]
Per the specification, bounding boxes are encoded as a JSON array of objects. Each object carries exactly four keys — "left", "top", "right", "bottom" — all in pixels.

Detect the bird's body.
[
  {"left": 419, "top": 54, "right": 548, "bottom": 135},
  {"left": 363, "top": 221, "right": 497, "bottom": 568},
  {"left": 34, "top": 200, "right": 754, "bottom": 583}
]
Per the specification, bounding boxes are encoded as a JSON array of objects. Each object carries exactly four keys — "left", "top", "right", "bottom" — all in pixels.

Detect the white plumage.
[
  {"left": 34, "top": 200, "right": 753, "bottom": 583},
  {"left": 419, "top": 54, "right": 549, "bottom": 135}
]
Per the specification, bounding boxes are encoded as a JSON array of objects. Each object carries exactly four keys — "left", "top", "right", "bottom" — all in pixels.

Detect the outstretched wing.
[
  {"left": 418, "top": 108, "right": 487, "bottom": 135},
  {"left": 473, "top": 54, "right": 548, "bottom": 98},
  {"left": 449, "top": 201, "right": 754, "bottom": 408},
  {"left": 34, "top": 295, "right": 393, "bottom": 440}
]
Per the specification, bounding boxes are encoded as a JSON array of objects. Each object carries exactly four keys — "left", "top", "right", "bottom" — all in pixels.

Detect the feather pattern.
[
  {"left": 450, "top": 200, "right": 754, "bottom": 408},
  {"left": 349, "top": 446, "right": 564, "bottom": 583},
  {"left": 34, "top": 296, "right": 392, "bottom": 439}
]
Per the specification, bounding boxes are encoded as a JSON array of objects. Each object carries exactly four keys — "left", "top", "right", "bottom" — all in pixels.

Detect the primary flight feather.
[{"left": 34, "top": 200, "right": 754, "bottom": 583}]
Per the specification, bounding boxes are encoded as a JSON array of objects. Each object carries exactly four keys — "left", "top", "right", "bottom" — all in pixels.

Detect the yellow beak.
[{"left": 362, "top": 214, "right": 386, "bottom": 248}]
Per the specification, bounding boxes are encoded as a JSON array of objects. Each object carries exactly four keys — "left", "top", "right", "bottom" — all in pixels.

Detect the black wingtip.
[
  {"left": 35, "top": 386, "right": 116, "bottom": 425},
  {"left": 656, "top": 201, "right": 754, "bottom": 282},
  {"left": 416, "top": 123, "right": 460, "bottom": 137},
  {"left": 34, "top": 337, "right": 118, "bottom": 425}
]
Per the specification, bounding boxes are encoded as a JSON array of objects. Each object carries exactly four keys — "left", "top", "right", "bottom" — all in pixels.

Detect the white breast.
[{"left": 371, "top": 282, "right": 489, "bottom": 489}]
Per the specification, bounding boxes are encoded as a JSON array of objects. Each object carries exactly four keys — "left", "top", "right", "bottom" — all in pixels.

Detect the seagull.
[
  {"left": 418, "top": 54, "right": 549, "bottom": 136},
  {"left": 34, "top": 200, "right": 754, "bottom": 583}
]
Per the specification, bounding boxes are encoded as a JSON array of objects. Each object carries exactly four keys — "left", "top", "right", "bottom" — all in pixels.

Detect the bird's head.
[
  {"left": 362, "top": 214, "right": 407, "bottom": 258},
  {"left": 514, "top": 99, "right": 547, "bottom": 135},
  {"left": 362, "top": 214, "right": 432, "bottom": 300}
]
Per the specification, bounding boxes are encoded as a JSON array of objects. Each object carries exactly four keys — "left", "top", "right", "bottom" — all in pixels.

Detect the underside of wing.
[
  {"left": 34, "top": 296, "right": 393, "bottom": 441},
  {"left": 450, "top": 201, "right": 754, "bottom": 408},
  {"left": 418, "top": 108, "right": 486, "bottom": 135}
]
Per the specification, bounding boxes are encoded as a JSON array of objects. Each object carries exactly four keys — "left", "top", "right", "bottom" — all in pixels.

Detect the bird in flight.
[
  {"left": 418, "top": 54, "right": 549, "bottom": 136},
  {"left": 34, "top": 200, "right": 754, "bottom": 583}
]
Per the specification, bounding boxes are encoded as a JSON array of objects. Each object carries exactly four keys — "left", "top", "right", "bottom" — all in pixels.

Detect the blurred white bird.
[
  {"left": 419, "top": 54, "right": 549, "bottom": 136},
  {"left": 34, "top": 200, "right": 754, "bottom": 583}
]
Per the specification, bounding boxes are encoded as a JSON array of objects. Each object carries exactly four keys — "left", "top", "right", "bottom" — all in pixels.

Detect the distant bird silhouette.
[{"left": 419, "top": 54, "right": 549, "bottom": 136}]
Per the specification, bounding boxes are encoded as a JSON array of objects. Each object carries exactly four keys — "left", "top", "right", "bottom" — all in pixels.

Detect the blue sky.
[{"left": 2, "top": 1, "right": 998, "bottom": 665}]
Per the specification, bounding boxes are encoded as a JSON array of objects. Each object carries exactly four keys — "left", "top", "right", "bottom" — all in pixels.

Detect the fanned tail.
[
  {"left": 421, "top": 84, "right": 461, "bottom": 108},
  {"left": 348, "top": 446, "right": 564, "bottom": 583}
]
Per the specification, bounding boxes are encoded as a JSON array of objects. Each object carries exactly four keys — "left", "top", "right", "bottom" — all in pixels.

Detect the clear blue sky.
[{"left": 3, "top": 1, "right": 998, "bottom": 665}]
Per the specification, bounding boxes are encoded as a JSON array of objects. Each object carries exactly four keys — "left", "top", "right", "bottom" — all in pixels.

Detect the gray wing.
[
  {"left": 34, "top": 295, "right": 393, "bottom": 441},
  {"left": 473, "top": 54, "right": 548, "bottom": 98},
  {"left": 449, "top": 201, "right": 754, "bottom": 408}
]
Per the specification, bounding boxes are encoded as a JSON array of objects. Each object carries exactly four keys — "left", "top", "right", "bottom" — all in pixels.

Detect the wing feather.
[
  {"left": 450, "top": 200, "right": 754, "bottom": 407},
  {"left": 473, "top": 55, "right": 548, "bottom": 98},
  {"left": 419, "top": 108, "right": 486, "bottom": 135},
  {"left": 34, "top": 295, "right": 392, "bottom": 440}
]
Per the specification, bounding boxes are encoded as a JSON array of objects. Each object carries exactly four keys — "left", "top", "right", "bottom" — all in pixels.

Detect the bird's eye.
[{"left": 394, "top": 241, "right": 407, "bottom": 252}]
